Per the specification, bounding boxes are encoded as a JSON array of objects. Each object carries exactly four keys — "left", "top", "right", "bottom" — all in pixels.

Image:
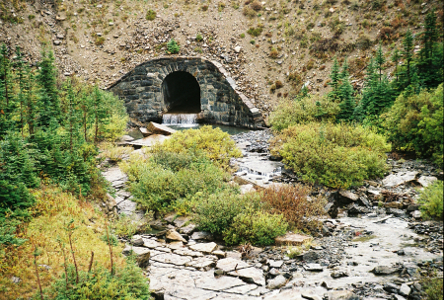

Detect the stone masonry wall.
[{"left": 108, "top": 57, "right": 263, "bottom": 129}]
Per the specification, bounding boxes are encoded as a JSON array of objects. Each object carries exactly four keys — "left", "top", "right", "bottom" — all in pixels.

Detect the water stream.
[{"left": 162, "top": 113, "right": 199, "bottom": 128}]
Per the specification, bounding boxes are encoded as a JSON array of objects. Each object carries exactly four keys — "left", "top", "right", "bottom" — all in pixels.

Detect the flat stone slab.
[
  {"left": 122, "top": 246, "right": 150, "bottom": 267},
  {"left": 186, "top": 257, "right": 216, "bottom": 269},
  {"left": 195, "top": 275, "right": 246, "bottom": 291},
  {"left": 179, "top": 223, "right": 197, "bottom": 235},
  {"left": 275, "top": 233, "right": 311, "bottom": 246},
  {"left": 102, "top": 166, "right": 128, "bottom": 183},
  {"left": 174, "top": 248, "right": 204, "bottom": 257},
  {"left": 303, "top": 264, "right": 324, "bottom": 272},
  {"left": 263, "top": 289, "right": 304, "bottom": 300},
  {"left": 127, "top": 134, "right": 171, "bottom": 147},
  {"left": 190, "top": 231, "right": 213, "bottom": 241},
  {"left": 173, "top": 216, "right": 191, "bottom": 228},
  {"left": 383, "top": 171, "right": 418, "bottom": 187},
  {"left": 189, "top": 242, "right": 218, "bottom": 253},
  {"left": 142, "top": 238, "right": 162, "bottom": 249},
  {"left": 151, "top": 253, "right": 192, "bottom": 266},
  {"left": 268, "top": 260, "right": 284, "bottom": 268},
  {"left": 166, "top": 229, "right": 187, "bottom": 243},
  {"left": 229, "top": 267, "right": 266, "bottom": 286},
  {"left": 225, "top": 283, "right": 259, "bottom": 295},
  {"left": 216, "top": 258, "right": 251, "bottom": 272},
  {"left": 417, "top": 176, "right": 437, "bottom": 187},
  {"left": 267, "top": 275, "right": 287, "bottom": 289}
]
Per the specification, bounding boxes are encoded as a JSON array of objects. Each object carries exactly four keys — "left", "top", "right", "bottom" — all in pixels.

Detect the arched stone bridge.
[{"left": 108, "top": 57, "right": 263, "bottom": 129}]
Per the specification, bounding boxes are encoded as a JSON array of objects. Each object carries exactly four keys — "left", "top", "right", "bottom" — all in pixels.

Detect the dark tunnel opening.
[{"left": 162, "top": 71, "right": 201, "bottom": 113}]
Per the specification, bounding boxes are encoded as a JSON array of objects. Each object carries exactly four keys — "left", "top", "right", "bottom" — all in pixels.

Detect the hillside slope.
[{"left": 1, "top": 0, "right": 442, "bottom": 121}]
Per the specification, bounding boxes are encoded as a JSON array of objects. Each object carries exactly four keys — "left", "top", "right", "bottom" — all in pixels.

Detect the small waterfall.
[{"left": 162, "top": 113, "right": 198, "bottom": 127}]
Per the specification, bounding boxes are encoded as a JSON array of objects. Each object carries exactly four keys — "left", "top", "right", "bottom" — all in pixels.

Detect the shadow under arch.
[{"left": 161, "top": 71, "right": 201, "bottom": 113}]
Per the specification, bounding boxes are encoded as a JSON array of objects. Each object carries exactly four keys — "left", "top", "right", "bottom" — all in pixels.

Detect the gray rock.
[
  {"left": 130, "top": 235, "right": 144, "bottom": 246},
  {"left": 179, "top": 223, "right": 196, "bottom": 235},
  {"left": 417, "top": 176, "right": 437, "bottom": 187},
  {"left": 384, "top": 282, "right": 399, "bottom": 293},
  {"left": 303, "top": 263, "right": 324, "bottom": 272},
  {"left": 411, "top": 210, "right": 422, "bottom": 219},
  {"left": 216, "top": 257, "right": 251, "bottom": 272},
  {"left": 263, "top": 289, "right": 303, "bottom": 299},
  {"left": 166, "top": 229, "right": 187, "bottom": 243},
  {"left": 189, "top": 242, "right": 218, "bottom": 253},
  {"left": 186, "top": 257, "right": 216, "bottom": 269},
  {"left": 174, "top": 248, "right": 204, "bottom": 257},
  {"left": 151, "top": 253, "right": 192, "bottom": 266},
  {"left": 371, "top": 265, "right": 401, "bottom": 275},
  {"left": 268, "top": 260, "right": 284, "bottom": 268},
  {"left": 229, "top": 267, "right": 266, "bottom": 286},
  {"left": 191, "top": 231, "right": 213, "bottom": 241},
  {"left": 399, "top": 284, "right": 411, "bottom": 296},
  {"left": 302, "top": 251, "right": 319, "bottom": 262},
  {"left": 331, "top": 270, "right": 349, "bottom": 278},
  {"left": 383, "top": 171, "right": 418, "bottom": 187},
  {"left": 328, "top": 290, "right": 358, "bottom": 300},
  {"left": 269, "top": 268, "right": 280, "bottom": 276},
  {"left": 195, "top": 275, "right": 246, "bottom": 291},
  {"left": 266, "top": 275, "right": 287, "bottom": 289},
  {"left": 173, "top": 216, "right": 191, "bottom": 228},
  {"left": 142, "top": 238, "right": 162, "bottom": 249}
]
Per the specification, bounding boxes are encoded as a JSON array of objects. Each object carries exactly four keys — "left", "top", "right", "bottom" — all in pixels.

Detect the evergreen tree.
[
  {"left": 0, "top": 44, "right": 15, "bottom": 137},
  {"left": 14, "top": 47, "right": 26, "bottom": 135},
  {"left": 24, "top": 62, "right": 37, "bottom": 136},
  {"left": 37, "top": 49, "right": 60, "bottom": 128},
  {"left": 400, "top": 30, "right": 414, "bottom": 89},
  {"left": 417, "top": 10, "right": 443, "bottom": 88},
  {"left": 328, "top": 57, "right": 341, "bottom": 102},
  {"left": 375, "top": 44, "right": 385, "bottom": 82},
  {"left": 337, "top": 59, "right": 355, "bottom": 121}
]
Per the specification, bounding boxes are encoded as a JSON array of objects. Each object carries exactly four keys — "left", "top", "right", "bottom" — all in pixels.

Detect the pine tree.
[
  {"left": 417, "top": 10, "right": 443, "bottom": 88},
  {"left": 0, "top": 44, "right": 16, "bottom": 137},
  {"left": 14, "top": 47, "right": 26, "bottom": 135},
  {"left": 400, "top": 30, "right": 414, "bottom": 88},
  {"left": 37, "top": 49, "right": 60, "bottom": 128},
  {"left": 375, "top": 44, "right": 385, "bottom": 82},
  {"left": 24, "top": 63, "right": 37, "bottom": 136},
  {"left": 328, "top": 57, "right": 341, "bottom": 102},
  {"left": 337, "top": 59, "right": 355, "bottom": 121}
]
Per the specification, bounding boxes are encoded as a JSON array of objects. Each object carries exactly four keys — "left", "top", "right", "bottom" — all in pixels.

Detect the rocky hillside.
[{"left": 1, "top": 0, "right": 442, "bottom": 120}]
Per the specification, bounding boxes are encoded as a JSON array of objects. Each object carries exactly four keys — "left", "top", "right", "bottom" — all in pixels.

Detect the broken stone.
[
  {"left": 303, "top": 264, "right": 324, "bottom": 272},
  {"left": 130, "top": 235, "right": 144, "bottom": 246},
  {"left": 268, "top": 260, "right": 284, "bottom": 268},
  {"left": 179, "top": 223, "right": 196, "bottom": 235},
  {"left": 371, "top": 265, "right": 401, "bottom": 275},
  {"left": 417, "top": 176, "right": 437, "bottom": 187},
  {"left": 147, "top": 122, "right": 176, "bottom": 135},
  {"left": 150, "top": 253, "right": 192, "bottom": 266}
]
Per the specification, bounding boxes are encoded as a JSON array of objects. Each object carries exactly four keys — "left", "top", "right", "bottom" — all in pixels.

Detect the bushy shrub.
[
  {"left": 167, "top": 39, "right": 180, "bottom": 54},
  {"left": 418, "top": 181, "right": 443, "bottom": 220},
  {"left": 269, "top": 95, "right": 340, "bottom": 131},
  {"left": 250, "top": 0, "right": 262, "bottom": 11},
  {"left": 247, "top": 26, "right": 263, "bottom": 37},
  {"left": 383, "top": 84, "right": 443, "bottom": 167},
  {"left": 146, "top": 9, "right": 156, "bottom": 21},
  {"left": 261, "top": 184, "right": 326, "bottom": 232},
  {"left": 223, "top": 211, "right": 288, "bottom": 246},
  {"left": 159, "top": 125, "right": 241, "bottom": 170},
  {"left": 270, "top": 123, "right": 390, "bottom": 188},
  {"left": 42, "top": 259, "right": 150, "bottom": 299},
  {"left": 122, "top": 151, "right": 232, "bottom": 213},
  {"left": 194, "top": 192, "right": 261, "bottom": 236}
]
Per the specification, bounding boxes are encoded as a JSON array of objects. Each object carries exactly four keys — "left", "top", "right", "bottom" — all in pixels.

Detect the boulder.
[
  {"left": 166, "top": 229, "right": 187, "bottom": 243},
  {"left": 189, "top": 242, "right": 218, "bottom": 253},
  {"left": 417, "top": 176, "right": 437, "bottom": 187},
  {"left": 147, "top": 122, "right": 176, "bottom": 135},
  {"left": 267, "top": 275, "right": 287, "bottom": 289},
  {"left": 139, "top": 127, "right": 152, "bottom": 137}
]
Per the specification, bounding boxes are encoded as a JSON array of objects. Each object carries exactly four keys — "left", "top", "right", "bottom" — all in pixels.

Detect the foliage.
[
  {"left": 0, "top": 187, "right": 128, "bottom": 299},
  {"left": 269, "top": 95, "right": 340, "bottom": 131},
  {"left": 422, "top": 274, "right": 443, "bottom": 300},
  {"left": 261, "top": 184, "right": 326, "bottom": 232},
  {"left": 270, "top": 123, "right": 390, "bottom": 188},
  {"left": 159, "top": 125, "right": 241, "bottom": 170},
  {"left": 383, "top": 84, "right": 443, "bottom": 167},
  {"left": 194, "top": 192, "right": 261, "bottom": 236},
  {"left": 41, "top": 258, "right": 150, "bottom": 300},
  {"left": 146, "top": 9, "right": 156, "bottom": 21},
  {"left": 418, "top": 180, "right": 443, "bottom": 220},
  {"left": 167, "top": 39, "right": 180, "bottom": 54},
  {"left": 98, "top": 143, "right": 133, "bottom": 162},
  {"left": 223, "top": 211, "right": 288, "bottom": 246},
  {"left": 121, "top": 150, "right": 232, "bottom": 214}
]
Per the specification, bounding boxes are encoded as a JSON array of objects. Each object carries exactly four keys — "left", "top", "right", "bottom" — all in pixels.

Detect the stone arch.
[
  {"left": 161, "top": 71, "right": 201, "bottom": 113},
  {"left": 108, "top": 57, "right": 263, "bottom": 129}
]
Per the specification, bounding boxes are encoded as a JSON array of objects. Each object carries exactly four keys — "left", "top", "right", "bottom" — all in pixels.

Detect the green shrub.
[
  {"left": 122, "top": 151, "right": 232, "bottom": 214},
  {"left": 167, "top": 39, "right": 180, "bottom": 54},
  {"left": 194, "top": 192, "right": 261, "bottom": 236},
  {"left": 271, "top": 123, "right": 390, "bottom": 188},
  {"left": 383, "top": 84, "right": 443, "bottom": 167},
  {"left": 195, "top": 33, "right": 203, "bottom": 42},
  {"left": 418, "top": 181, "right": 443, "bottom": 220},
  {"left": 247, "top": 26, "right": 263, "bottom": 37},
  {"left": 159, "top": 125, "right": 241, "bottom": 170},
  {"left": 41, "top": 259, "right": 150, "bottom": 299},
  {"left": 423, "top": 275, "right": 443, "bottom": 300},
  {"left": 269, "top": 95, "right": 340, "bottom": 131},
  {"left": 223, "top": 211, "right": 288, "bottom": 246},
  {"left": 146, "top": 9, "right": 156, "bottom": 20}
]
